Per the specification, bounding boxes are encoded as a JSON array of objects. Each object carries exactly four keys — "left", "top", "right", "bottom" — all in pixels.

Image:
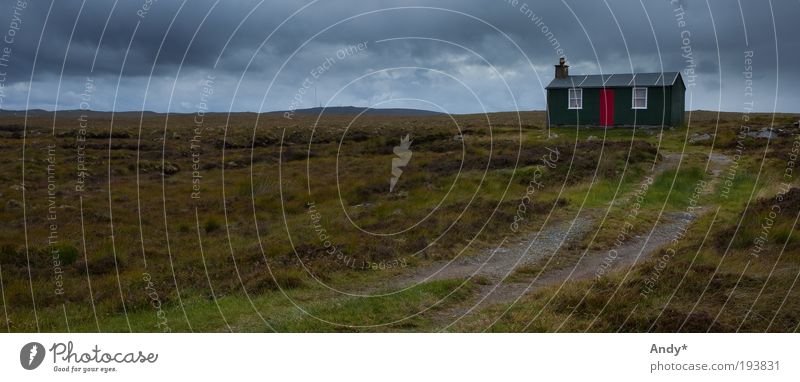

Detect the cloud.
[{"left": 0, "top": 0, "right": 797, "bottom": 113}]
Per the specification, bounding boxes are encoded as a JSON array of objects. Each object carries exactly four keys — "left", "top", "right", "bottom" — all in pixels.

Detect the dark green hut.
[{"left": 546, "top": 58, "right": 685, "bottom": 128}]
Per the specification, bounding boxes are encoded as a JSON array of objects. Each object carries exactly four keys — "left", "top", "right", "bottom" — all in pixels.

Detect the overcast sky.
[{"left": 0, "top": 0, "right": 797, "bottom": 114}]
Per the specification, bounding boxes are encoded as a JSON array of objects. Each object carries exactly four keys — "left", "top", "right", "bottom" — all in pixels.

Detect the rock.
[
  {"left": 548, "top": 133, "right": 559, "bottom": 139},
  {"left": 162, "top": 162, "right": 180, "bottom": 175},
  {"left": 453, "top": 134, "right": 464, "bottom": 141},
  {"left": 746, "top": 129, "right": 775, "bottom": 139},
  {"left": 587, "top": 135, "right": 597, "bottom": 141},
  {"left": 689, "top": 133, "right": 711, "bottom": 143},
  {"left": 5, "top": 199, "right": 22, "bottom": 210}
]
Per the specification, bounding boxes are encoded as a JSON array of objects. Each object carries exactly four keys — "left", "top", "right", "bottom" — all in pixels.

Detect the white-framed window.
[
  {"left": 632, "top": 87, "right": 647, "bottom": 109},
  {"left": 568, "top": 88, "right": 582, "bottom": 109}
]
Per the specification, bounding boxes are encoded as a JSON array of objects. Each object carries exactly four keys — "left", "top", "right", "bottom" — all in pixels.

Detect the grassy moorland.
[{"left": 0, "top": 110, "right": 798, "bottom": 332}]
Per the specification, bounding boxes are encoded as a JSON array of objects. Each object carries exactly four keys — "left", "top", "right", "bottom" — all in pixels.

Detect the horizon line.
[{"left": 1, "top": 107, "right": 798, "bottom": 116}]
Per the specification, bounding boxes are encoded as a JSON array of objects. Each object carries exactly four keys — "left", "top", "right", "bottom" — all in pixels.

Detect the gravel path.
[
  {"left": 390, "top": 216, "right": 596, "bottom": 287},
  {"left": 430, "top": 151, "right": 732, "bottom": 328},
  {"left": 377, "top": 151, "right": 732, "bottom": 329},
  {"left": 430, "top": 212, "right": 690, "bottom": 328}
]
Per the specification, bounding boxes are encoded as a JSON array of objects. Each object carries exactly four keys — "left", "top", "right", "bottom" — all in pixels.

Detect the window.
[
  {"left": 568, "top": 88, "right": 582, "bottom": 109},
  {"left": 632, "top": 87, "right": 647, "bottom": 109}
]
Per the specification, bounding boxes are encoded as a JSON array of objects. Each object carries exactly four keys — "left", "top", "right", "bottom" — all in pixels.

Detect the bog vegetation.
[{"left": 0, "top": 110, "right": 798, "bottom": 332}]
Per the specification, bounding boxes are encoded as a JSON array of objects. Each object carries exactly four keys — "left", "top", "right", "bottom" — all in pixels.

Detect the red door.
[{"left": 600, "top": 89, "right": 615, "bottom": 126}]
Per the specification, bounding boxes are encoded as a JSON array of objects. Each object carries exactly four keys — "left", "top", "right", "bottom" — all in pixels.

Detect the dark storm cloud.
[{"left": 1, "top": 0, "right": 798, "bottom": 113}]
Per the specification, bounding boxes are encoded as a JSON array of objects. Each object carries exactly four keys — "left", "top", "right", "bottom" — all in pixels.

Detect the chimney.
[{"left": 555, "top": 57, "right": 569, "bottom": 79}]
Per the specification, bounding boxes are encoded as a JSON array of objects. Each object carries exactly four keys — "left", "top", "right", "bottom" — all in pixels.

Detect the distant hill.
[
  {"left": 279, "top": 106, "right": 443, "bottom": 117},
  {"left": 0, "top": 106, "right": 443, "bottom": 118},
  {"left": 0, "top": 108, "right": 51, "bottom": 117},
  {"left": 0, "top": 109, "right": 161, "bottom": 118}
]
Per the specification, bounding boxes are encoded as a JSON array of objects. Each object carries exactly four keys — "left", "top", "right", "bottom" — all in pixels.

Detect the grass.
[
  {"left": 1, "top": 110, "right": 799, "bottom": 332},
  {"left": 454, "top": 148, "right": 800, "bottom": 332},
  {"left": 23, "top": 277, "right": 474, "bottom": 333}
]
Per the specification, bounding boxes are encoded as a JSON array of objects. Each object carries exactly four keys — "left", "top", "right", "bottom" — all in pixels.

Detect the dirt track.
[
  {"left": 384, "top": 151, "right": 731, "bottom": 329},
  {"left": 434, "top": 212, "right": 690, "bottom": 329}
]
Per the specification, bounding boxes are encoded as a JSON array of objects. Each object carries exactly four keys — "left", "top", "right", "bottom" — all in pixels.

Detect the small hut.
[{"left": 546, "top": 58, "right": 685, "bottom": 127}]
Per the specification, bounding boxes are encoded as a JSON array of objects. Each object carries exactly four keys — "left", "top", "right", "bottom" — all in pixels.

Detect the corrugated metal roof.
[
  {"left": 547, "top": 75, "right": 586, "bottom": 89},
  {"left": 607, "top": 74, "right": 634, "bottom": 86},
  {"left": 546, "top": 72, "right": 682, "bottom": 89},
  {"left": 579, "top": 74, "right": 610, "bottom": 87}
]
